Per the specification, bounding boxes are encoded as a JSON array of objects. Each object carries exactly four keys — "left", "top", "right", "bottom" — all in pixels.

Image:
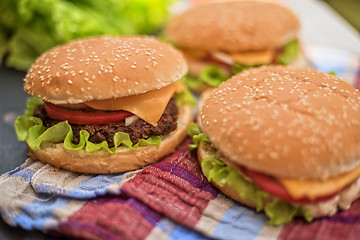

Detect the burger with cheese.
[
  {"left": 165, "top": 0, "right": 303, "bottom": 93},
  {"left": 189, "top": 65, "right": 360, "bottom": 225},
  {"left": 15, "top": 36, "right": 194, "bottom": 174}
]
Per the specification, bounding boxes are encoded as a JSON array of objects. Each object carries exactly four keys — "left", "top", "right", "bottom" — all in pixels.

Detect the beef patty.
[{"left": 34, "top": 98, "right": 178, "bottom": 147}]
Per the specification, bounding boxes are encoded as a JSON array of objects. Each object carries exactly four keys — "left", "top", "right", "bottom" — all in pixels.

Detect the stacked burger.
[
  {"left": 189, "top": 65, "right": 360, "bottom": 225},
  {"left": 165, "top": 0, "right": 303, "bottom": 92},
  {"left": 16, "top": 36, "right": 193, "bottom": 174}
]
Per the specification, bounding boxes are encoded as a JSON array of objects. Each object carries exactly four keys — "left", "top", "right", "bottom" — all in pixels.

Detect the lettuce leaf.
[
  {"left": 15, "top": 98, "right": 161, "bottom": 153},
  {"left": 276, "top": 40, "right": 300, "bottom": 65},
  {"left": 187, "top": 123, "right": 210, "bottom": 150},
  {"left": 181, "top": 65, "right": 228, "bottom": 91},
  {"left": 0, "top": 0, "right": 173, "bottom": 71},
  {"left": 175, "top": 88, "right": 197, "bottom": 108},
  {"left": 188, "top": 123, "right": 313, "bottom": 225},
  {"left": 231, "top": 63, "right": 255, "bottom": 75}
]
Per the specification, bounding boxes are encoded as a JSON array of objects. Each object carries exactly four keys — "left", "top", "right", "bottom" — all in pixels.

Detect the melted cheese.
[
  {"left": 277, "top": 164, "right": 360, "bottom": 200},
  {"left": 84, "top": 83, "right": 177, "bottom": 126},
  {"left": 230, "top": 50, "right": 274, "bottom": 65},
  {"left": 184, "top": 48, "right": 274, "bottom": 66}
]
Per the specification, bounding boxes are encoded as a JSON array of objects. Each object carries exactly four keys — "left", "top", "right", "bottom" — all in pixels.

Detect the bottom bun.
[
  {"left": 28, "top": 104, "right": 193, "bottom": 174},
  {"left": 197, "top": 141, "right": 255, "bottom": 208}
]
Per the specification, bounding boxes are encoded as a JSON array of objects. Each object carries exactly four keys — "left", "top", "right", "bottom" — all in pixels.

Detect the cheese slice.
[
  {"left": 277, "top": 164, "right": 360, "bottom": 200},
  {"left": 229, "top": 49, "right": 274, "bottom": 65},
  {"left": 84, "top": 83, "right": 178, "bottom": 126},
  {"left": 184, "top": 48, "right": 274, "bottom": 66}
]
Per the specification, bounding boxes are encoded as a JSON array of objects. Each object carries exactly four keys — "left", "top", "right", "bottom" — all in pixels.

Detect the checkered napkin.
[{"left": 0, "top": 137, "right": 360, "bottom": 240}]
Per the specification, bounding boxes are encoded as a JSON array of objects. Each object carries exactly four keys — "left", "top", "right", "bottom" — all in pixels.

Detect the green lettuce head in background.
[
  {"left": 187, "top": 123, "right": 312, "bottom": 226},
  {"left": 0, "top": 0, "right": 173, "bottom": 71}
]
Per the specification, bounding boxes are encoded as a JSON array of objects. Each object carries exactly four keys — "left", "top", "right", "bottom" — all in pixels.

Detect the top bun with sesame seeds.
[
  {"left": 193, "top": 65, "right": 360, "bottom": 224},
  {"left": 165, "top": 0, "right": 299, "bottom": 53},
  {"left": 24, "top": 36, "right": 188, "bottom": 104},
  {"left": 17, "top": 36, "right": 193, "bottom": 174},
  {"left": 200, "top": 65, "right": 360, "bottom": 179}
]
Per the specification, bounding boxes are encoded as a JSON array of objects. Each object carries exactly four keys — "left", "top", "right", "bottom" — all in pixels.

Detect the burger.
[
  {"left": 165, "top": 0, "right": 303, "bottom": 93},
  {"left": 15, "top": 36, "right": 194, "bottom": 174},
  {"left": 189, "top": 65, "right": 360, "bottom": 225}
]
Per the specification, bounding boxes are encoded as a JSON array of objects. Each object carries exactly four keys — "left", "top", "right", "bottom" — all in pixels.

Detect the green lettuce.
[
  {"left": 276, "top": 40, "right": 300, "bottom": 65},
  {"left": 187, "top": 123, "right": 210, "bottom": 150},
  {"left": 0, "top": 0, "right": 173, "bottom": 71},
  {"left": 188, "top": 123, "right": 313, "bottom": 226},
  {"left": 231, "top": 63, "right": 255, "bottom": 75},
  {"left": 15, "top": 98, "right": 162, "bottom": 153},
  {"left": 181, "top": 65, "right": 228, "bottom": 91},
  {"left": 175, "top": 88, "right": 197, "bottom": 108}
]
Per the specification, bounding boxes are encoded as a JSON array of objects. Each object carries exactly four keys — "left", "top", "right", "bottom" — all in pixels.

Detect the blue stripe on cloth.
[
  {"left": 32, "top": 173, "right": 127, "bottom": 199},
  {"left": 69, "top": 174, "right": 125, "bottom": 198},
  {"left": 211, "top": 203, "right": 267, "bottom": 240},
  {"left": 7, "top": 165, "right": 22, "bottom": 175},
  {"left": 13, "top": 173, "right": 127, "bottom": 230},
  {"left": 170, "top": 225, "right": 209, "bottom": 240},
  {"left": 325, "top": 214, "right": 360, "bottom": 224},
  {"left": 8, "top": 168, "right": 35, "bottom": 182},
  {"left": 155, "top": 218, "right": 208, "bottom": 240},
  {"left": 14, "top": 196, "right": 69, "bottom": 230}
]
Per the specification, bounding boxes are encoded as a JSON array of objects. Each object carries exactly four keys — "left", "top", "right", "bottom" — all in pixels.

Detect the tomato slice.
[
  {"left": 44, "top": 102, "right": 133, "bottom": 124},
  {"left": 242, "top": 167, "right": 339, "bottom": 204}
]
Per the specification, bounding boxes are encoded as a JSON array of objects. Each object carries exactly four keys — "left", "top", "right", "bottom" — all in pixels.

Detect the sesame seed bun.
[
  {"left": 28, "top": 104, "right": 193, "bottom": 174},
  {"left": 24, "top": 36, "right": 188, "bottom": 104},
  {"left": 199, "top": 65, "right": 360, "bottom": 179},
  {"left": 165, "top": 0, "right": 300, "bottom": 53}
]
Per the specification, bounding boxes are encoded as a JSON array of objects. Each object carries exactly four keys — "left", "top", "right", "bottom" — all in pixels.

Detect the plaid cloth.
[
  {"left": 1, "top": 138, "right": 360, "bottom": 240},
  {"left": 1, "top": 46, "right": 360, "bottom": 239}
]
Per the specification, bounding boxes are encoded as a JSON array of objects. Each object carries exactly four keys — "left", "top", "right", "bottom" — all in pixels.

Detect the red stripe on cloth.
[
  {"left": 278, "top": 200, "right": 360, "bottom": 240},
  {"left": 120, "top": 138, "right": 218, "bottom": 228},
  {"left": 59, "top": 197, "right": 160, "bottom": 240}
]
